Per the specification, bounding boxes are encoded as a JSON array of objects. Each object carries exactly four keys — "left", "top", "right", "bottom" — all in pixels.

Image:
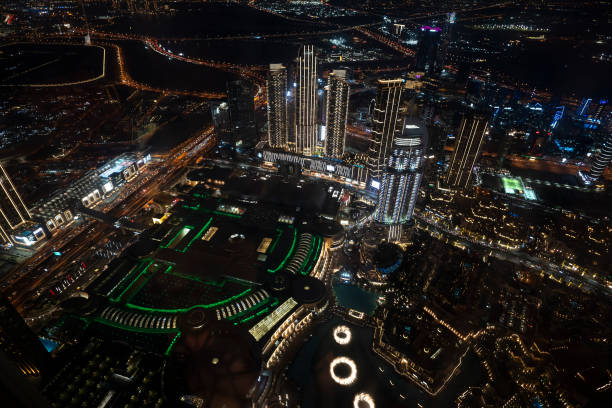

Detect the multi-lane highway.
[{"left": 7, "top": 126, "right": 216, "bottom": 315}]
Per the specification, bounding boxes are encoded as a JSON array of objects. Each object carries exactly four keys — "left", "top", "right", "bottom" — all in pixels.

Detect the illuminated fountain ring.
[
  {"left": 353, "top": 392, "right": 375, "bottom": 408},
  {"left": 333, "top": 325, "right": 352, "bottom": 345},
  {"left": 329, "top": 356, "right": 357, "bottom": 386}
]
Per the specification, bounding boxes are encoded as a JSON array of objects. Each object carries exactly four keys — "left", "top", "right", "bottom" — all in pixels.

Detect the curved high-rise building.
[
  {"left": 324, "top": 70, "right": 349, "bottom": 159},
  {"left": 267, "top": 64, "right": 288, "bottom": 149},
  {"left": 373, "top": 120, "right": 425, "bottom": 225},
  {"left": 589, "top": 133, "right": 612, "bottom": 180},
  {"left": 295, "top": 45, "right": 318, "bottom": 156},
  {"left": 366, "top": 79, "right": 404, "bottom": 182}
]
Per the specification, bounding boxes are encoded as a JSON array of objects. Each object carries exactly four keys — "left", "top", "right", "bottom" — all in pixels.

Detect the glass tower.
[
  {"left": 366, "top": 79, "right": 404, "bottom": 182},
  {"left": 374, "top": 120, "right": 425, "bottom": 225},
  {"left": 0, "top": 163, "right": 31, "bottom": 245},
  {"left": 267, "top": 64, "right": 288, "bottom": 149},
  {"left": 295, "top": 45, "right": 318, "bottom": 156},
  {"left": 324, "top": 70, "right": 349, "bottom": 159}
]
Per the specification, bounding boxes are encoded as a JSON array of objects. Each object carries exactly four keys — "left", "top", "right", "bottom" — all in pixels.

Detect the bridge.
[{"left": 75, "top": 203, "right": 147, "bottom": 233}]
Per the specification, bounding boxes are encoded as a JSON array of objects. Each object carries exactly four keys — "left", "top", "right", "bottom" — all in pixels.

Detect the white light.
[
  {"left": 405, "top": 124, "right": 420, "bottom": 129},
  {"left": 353, "top": 392, "right": 375, "bottom": 408},
  {"left": 333, "top": 325, "right": 352, "bottom": 345},
  {"left": 329, "top": 356, "right": 357, "bottom": 386}
]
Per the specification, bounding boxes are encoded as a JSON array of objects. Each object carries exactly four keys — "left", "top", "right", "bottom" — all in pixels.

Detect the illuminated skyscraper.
[
  {"left": 415, "top": 26, "right": 441, "bottom": 74},
  {"left": 446, "top": 113, "right": 489, "bottom": 189},
  {"left": 594, "top": 99, "right": 608, "bottom": 120},
  {"left": 436, "top": 13, "right": 454, "bottom": 71},
  {"left": 324, "top": 70, "right": 349, "bottom": 158},
  {"left": 0, "top": 163, "right": 31, "bottom": 245},
  {"left": 210, "top": 102, "right": 232, "bottom": 146},
  {"left": 295, "top": 45, "right": 318, "bottom": 156},
  {"left": 227, "top": 80, "right": 257, "bottom": 151},
  {"left": 576, "top": 97, "right": 592, "bottom": 116},
  {"left": 267, "top": 64, "right": 288, "bottom": 149},
  {"left": 367, "top": 79, "right": 404, "bottom": 182},
  {"left": 374, "top": 120, "right": 425, "bottom": 227},
  {"left": 588, "top": 133, "right": 612, "bottom": 181}
]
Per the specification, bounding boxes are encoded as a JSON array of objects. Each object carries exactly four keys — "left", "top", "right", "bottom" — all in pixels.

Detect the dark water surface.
[{"left": 287, "top": 316, "right": 486, "bottom": 408}]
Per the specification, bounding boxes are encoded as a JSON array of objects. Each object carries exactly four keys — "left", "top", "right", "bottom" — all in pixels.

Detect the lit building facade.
[
  {"left": 436, "top": 14, "right": 454, "bottom": 71},
  {"left": 588, "top": 132, "right": 612, "bottom": 181},
  {"left": 373, "top": 120, "right": 425, "bottom": 226},
  {"left": 367, "top": 79, "right": 404, "bottom": 182},
  {"left": 210, "top": 101, "right": 232, "bottom": 146},
  {"left": 227, "top": 80, "right": 257, "bottom": 150},
  {"left": 295, "top": 45, "right": 318, "bottom": 156},
  {"left": 446, "top": 113, "right": 489, "bottom": 189},
  {"left": 324, "top": 70, "right": 349, "bottom": 159},
  {"left": 267, "top": 64, "right": 288, "bottom": 149},
  {"left": 0, "top": 163, "right": 31, "bottom": 245},
  {"left": 33, "top": 153, "right": 150, "bottom": 234}
]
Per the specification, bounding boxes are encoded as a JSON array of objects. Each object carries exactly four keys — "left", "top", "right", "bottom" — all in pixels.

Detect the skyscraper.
[
  {"left": 295, "top": 45, "right": 318, "bottom": 156},
  {"left": 446, "top": 113, "right": 489, "bottom": 189},
  {"left": 436, "top": 13, "right": 454, "bottom": 72},
  {"left": 576, "top": 97, "right": 592, "bottom": 116},
  {"left": 324, "top": 70, "right": 349, "bottom": 158},
  {"left": 0, "top": 163, "right": 31, "bottom": 246},
  {"left": 227, "top": 80, "right": 257, "bottom": 151},
  {"left": 374, "top": 119, "right": 425, "bottom": 226},
  {"left": 367, "top": 79, "right": 404, "bottom": 182},
  {"left": 267, "top": 64, "right": 288, "bottom": 150},
  {"left": 210, "top": 102, "right": 232, "bottom": 146},
  {"left": 415, "top": 26, "right": 441, "bottom": 74},
  {"left": 588, "top": 133, "right": 612, "bottom": 181}
]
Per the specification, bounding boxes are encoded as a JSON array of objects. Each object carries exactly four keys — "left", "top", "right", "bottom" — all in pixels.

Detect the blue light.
[{"left": 39, "top": 338, "right": 58, "bottom": 353}]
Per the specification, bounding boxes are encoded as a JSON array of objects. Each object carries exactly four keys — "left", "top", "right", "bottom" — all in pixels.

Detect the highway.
[
  {"left": 7, "top": 125, "right": 217, "bottom": 315},
  {"left": 414, "top": 212, "right": 610, "bottom": 295}
]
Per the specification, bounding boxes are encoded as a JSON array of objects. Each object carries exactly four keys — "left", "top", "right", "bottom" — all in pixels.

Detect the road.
[
  {"left": 414, "top": 212, "right": 610, "bottom": 295},
  {"left": 7, "top": 126, "right": 217, "bottom": 315}
]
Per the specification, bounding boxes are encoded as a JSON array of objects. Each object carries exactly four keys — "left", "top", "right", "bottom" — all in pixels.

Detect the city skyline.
[{"left": 0, "top": 2, "right": 610, "bottom": 407}]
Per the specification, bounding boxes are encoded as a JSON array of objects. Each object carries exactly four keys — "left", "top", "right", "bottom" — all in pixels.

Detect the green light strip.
[
  {"left": 238, "top": 314, "right": 256, "bottom": 324},
  {"left": 180, "top": 217, "right": 212, "bottom": 253},
  {"left": 267, "top": 228, "right": 283, "bottom": 254},
  {"left": 212, "top": 210, "right": 242, "bottom": 218},
  {"left": 163, "top": 270, "right": 234, "bottom": 288},
  {"left": 256, "top": 307, "right": 270, "bottom": 317},
  {"left": 303, "top": 236, "right": 322, "bottom": 276},
  {"left": 227, "top": 297, "right": 271, "bottom": 321},
  {"left": 165, "top": 332, "right": 182, "bottom": 356},
  {"left": 106, "top": 261, "right": 142, "bottom": 298},
  {"left": 111, "top": 260, "right": 155, "bottom": 303},
  {"left": 267, "top": 227, "right": 297, "bottom": 273},
  {"left": 162, "top": 226, "right": 194, "bottom": 249},
  {"left": 298, "top": 236, "right": 317, "bottom": 275},
  {"left": 125, "top": 287, "right": 253, "bottom": 314},
  {"left": 124, "top": 263, "right": 160, "bottom": 304}
]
